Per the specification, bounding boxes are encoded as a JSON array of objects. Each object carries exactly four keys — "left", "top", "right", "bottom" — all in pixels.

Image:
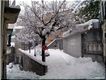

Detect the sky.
[
  {"left": 10, "top": 0, "right": 83, "bottom": 6},
  {"left": 9, "top": 0, "right": 85, "bottom": 15},
  {"left": 9, "top": 0, "right": 80, "bottom": 14}
]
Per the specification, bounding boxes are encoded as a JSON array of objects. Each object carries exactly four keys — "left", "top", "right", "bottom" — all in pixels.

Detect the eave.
[{"left": 4, "top": 6, "right": 20, "bottom": 24}]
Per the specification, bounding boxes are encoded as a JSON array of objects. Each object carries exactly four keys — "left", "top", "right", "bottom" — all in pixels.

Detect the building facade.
[
  {"left": 0, "top": 0, "right": 20, "bottom": 79},
  {"left": 63, "top": 19, "right": 103, "bottom": 62}
]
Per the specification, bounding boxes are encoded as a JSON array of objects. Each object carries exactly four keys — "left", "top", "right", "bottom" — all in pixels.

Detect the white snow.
[
  {"left": 63, "top": 29, "right": 72, "bottom": 37},
  {"left": 7, "top": 49, "right": 105, "bottom": 79},
  {"left": 63, "top": 19, "right": 100, "bottom": 38},
  {"left": 40, "top": 49, "right": 105, "bottom": 79},
  {"left": 42, "top": 28, "right": 50, "bottom": 36},
  {"left": 14, "top": 26, "right": 24, "bottom": 29},
  {"left": 11, "top": 42, "right": 15, "bottom": 47},
  {"left": 19, "top": 48, "right": 46, "bottom": 65},
  {"left": 11, "top": 35, "right": 15, "bottom": 39},
  {"left": 76, "top": 19, "right": 99, "bottom": 30},
  {"left": 7, "top": 63, "right": 39, "bottom": 79}
]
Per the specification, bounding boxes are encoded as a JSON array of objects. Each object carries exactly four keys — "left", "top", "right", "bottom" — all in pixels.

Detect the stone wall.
[{"left": 18, "top": 50, "right": 47, "bottom": 76}]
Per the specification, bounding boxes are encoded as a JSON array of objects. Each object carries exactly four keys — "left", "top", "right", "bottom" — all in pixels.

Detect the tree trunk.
[
  {"left": 42, "top": 36, "right": 46, "bottom": 62},
  {"left": 28, "top": 42, "right": 31, "bottom": 53}
]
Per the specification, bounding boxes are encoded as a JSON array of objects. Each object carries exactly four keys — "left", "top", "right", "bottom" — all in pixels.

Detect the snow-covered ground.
[
  {"left": 7, "top": 63, "right": 39, "bottom": 79},
  {"left": 7, "top": 49, "right": 105, "bottom": 79}
]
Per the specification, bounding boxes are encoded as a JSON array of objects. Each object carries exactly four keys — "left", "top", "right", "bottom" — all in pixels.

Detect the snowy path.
[
  {"left": 40, "top": 49, "right": 105, "bottom": 79},
  {"left": 7, "top": 49, "right": 105, "bottom": 79}
]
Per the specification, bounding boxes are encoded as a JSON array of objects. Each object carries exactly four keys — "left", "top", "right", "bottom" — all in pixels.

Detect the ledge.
[
  {"left": 19, "top": 49, "right": 47, "bottom": 66},
  {"left": 18, "top": 48, "right": 47, "bottom": 76}
]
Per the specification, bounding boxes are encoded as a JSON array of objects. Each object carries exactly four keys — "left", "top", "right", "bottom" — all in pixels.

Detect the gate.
[{"left": 81, "top": 29, "right": 103, "bottom": 61}]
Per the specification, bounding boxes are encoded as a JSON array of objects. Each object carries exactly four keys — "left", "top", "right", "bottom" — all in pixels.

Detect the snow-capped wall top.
[
  {"left": 76, "top": 19, "right": 99, "bottom": 27},
  {"left": 14, "top": 26, "right": 24, "bottom": 29},
  {"left": 63, "top": 19, "right": 99, "bottom": 38},
  {"left": 19, "top": 48, "right": 46, "bottom": 65}
]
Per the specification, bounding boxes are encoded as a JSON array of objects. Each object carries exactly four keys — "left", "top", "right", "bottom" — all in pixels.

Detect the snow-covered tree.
[{"left": 16, "top": 0, "right": 76, "bottom": 62}]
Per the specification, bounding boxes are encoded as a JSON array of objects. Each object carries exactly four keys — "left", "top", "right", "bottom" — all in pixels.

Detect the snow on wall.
[
  {"left": 76, "top": 19, "right": 99, "bottom": 30},
  {"left": 63, "top": 19, "right": 99, "bottom": 38},
  {"left": 18, "top": 49, "right": 46, "bottom": 66}
]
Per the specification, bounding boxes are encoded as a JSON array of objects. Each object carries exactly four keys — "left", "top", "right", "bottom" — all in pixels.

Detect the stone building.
[
  {"left": 63, "top": 19, "right": 103, "bottom": 62},
  {"left": 0, "top": 0, "right": 20, "bottom": 79}
]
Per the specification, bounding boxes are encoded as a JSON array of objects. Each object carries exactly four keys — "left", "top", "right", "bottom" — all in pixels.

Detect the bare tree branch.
[{"left": 45, "top": 0, "right": 66, "bottom": 26}]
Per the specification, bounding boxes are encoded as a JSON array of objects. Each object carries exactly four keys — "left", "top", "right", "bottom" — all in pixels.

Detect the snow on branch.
[
  {"left": 16, "top": 0, "right": 78, "bottom": 41},
  {"left": 15, "top": 27, "right": 41, "bottom": 44}
]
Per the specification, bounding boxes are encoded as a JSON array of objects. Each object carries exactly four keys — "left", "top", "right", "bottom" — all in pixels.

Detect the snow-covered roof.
[
  {"left": 14, "top": 26, "right": 24, "bottom": 29},
  {"left": 8, "top": 25, "right": 24, "bottom": 29},
  {"left": 8, "top": 24, "right": 15, "bottom": 29},
  {"left": 76, "top": 19, "right": 99, "bottom": 27},
  {"left": 63, "top": 19, "right": 99, "bottom": 38}
]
